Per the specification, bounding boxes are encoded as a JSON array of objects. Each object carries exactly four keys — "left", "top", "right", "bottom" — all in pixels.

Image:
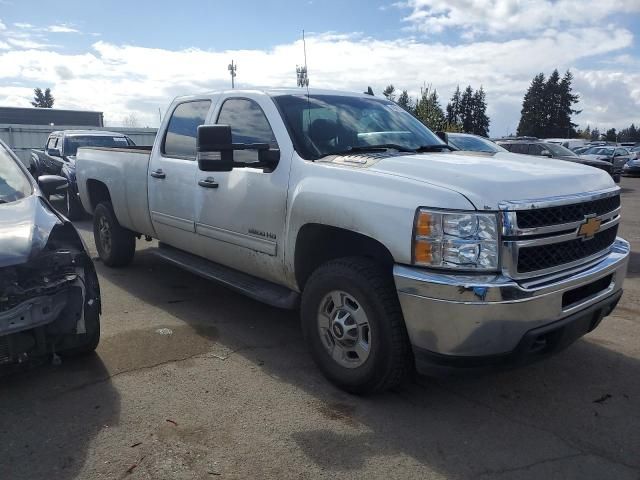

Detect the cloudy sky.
[{"left": 1, "top": 0, "right": 639, "bottom": 135}]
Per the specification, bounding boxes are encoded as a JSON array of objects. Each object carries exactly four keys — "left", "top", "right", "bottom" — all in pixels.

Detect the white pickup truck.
[{"left": 76, "top": 88, "right": 629, "bottom": 393}]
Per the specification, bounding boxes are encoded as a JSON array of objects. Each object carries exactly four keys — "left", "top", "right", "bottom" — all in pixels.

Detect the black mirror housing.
[
  {"left": 38, "top": 175, "right": 68, "bottom": 197},
  {"left": 435, "top": 131, "right": 448, "bottom": 144},
  {"left": 197, "top": 125, "right": 235, "bottom": 172},
  {"left": 48, "top": 148, "right": 61, "bottom": 157},
  {"left": 197, "top": 124, "right": 279, "bottom": 172}
]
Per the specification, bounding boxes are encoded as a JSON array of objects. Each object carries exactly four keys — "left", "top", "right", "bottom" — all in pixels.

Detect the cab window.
[
  {"left": 216, "top": 98, "right": 278, "bottom": 164},
  {"left": 163, "top": 100, "right": 212, "bottom": 159}
]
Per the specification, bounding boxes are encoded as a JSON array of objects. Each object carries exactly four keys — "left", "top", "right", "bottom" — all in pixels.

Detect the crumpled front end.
[{"left": 0, "top": 216, "right": 100, "bottom": 367}]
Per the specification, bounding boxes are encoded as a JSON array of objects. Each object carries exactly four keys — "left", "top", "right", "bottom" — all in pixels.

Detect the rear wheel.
[
  {"left": 93, "top": 202, "right": 136, "bottom": 267},
  {"left": 301, "top": 257, "right": 413, "bottom": 394}
]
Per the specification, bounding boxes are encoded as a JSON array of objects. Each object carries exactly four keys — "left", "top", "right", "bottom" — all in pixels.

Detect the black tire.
[
  {"left": 63, "top": 189, "right": 85, "bottom": 221},
  {"left": 60, "top": 268, "right": 101, "bottom": 356},
  {"left": 93, "top": 202, "right": 136, "bottom": 267},
  {"left": 301, "top": 257, "right": 413, "bottom": 394}
]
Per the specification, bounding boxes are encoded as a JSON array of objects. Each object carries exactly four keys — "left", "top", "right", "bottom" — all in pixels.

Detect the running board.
[{"left": 149, "top": 243, "right": 299, "bottom": 310}]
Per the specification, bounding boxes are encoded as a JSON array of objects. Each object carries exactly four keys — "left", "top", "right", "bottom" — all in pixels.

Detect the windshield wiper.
[
  {"left": 415, "top": 144, "right": 455, "bottom": 152},
  {"left": 347, "top": 144, "right": 416, "bottom": 153}
]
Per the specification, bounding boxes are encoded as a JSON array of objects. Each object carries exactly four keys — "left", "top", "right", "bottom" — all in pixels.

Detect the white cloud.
[
  {"left": 0, "top": 19, "right": 5, "bottom": 30},
  {"left": 13, "top": 22, "right": 33, "bottom": 29},
  {"left": 6, "top": 38, "right": 52, "bottom": 49},
  {"left": 47, "top": 24, "right": 79, "bottom": 33},
  {"left": 400, "top": 0, "right": 640, "bottom": 36},
  {"left": 0, "top": 27, "right": 636, "bottom": 133}
]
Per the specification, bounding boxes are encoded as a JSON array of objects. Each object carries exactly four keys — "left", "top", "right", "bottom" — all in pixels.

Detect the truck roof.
[
  {"left": 173, "top": 87, "right": 380, "bottom": 103},
  {"left": 50, "top": 130, "right": 130, "bottom": 137}
]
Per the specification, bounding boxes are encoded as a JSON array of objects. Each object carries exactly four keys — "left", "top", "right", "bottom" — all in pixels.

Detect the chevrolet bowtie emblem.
[{"left": 578, "top": 216, "right": 602, "bottom": 239}]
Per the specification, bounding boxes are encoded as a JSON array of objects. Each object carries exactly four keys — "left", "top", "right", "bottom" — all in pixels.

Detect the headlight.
[{"left": 413, "top": 209, "right": 499, "bottom": 271}]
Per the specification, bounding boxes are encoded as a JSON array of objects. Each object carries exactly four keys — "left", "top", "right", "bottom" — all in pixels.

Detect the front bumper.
[{"left": 394, "top": 238, "right": 629, "bottom": 364}]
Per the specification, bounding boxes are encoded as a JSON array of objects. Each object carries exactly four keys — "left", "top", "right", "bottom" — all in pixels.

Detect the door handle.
[
  {"left": 150, "top": 169, "right": 166, "bottom": 179},
  {"left": 198, "top": 177, "right": 219, "bottom": 189}
]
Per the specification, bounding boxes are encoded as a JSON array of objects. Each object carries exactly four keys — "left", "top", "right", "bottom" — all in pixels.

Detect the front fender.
[{"left": 284, "top": 164, "right": 474, "bottom": 287}]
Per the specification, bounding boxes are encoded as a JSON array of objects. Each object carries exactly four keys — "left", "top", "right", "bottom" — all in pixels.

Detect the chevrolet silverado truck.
[
  {"left": 75, "top": 88, "right": 629, "bottom": 393},
  {"left": 1, "top": 139, "right": 101, "bottom": 368},
  {"left": 30, "top": 130, "right": 135, "bottom": 220}
]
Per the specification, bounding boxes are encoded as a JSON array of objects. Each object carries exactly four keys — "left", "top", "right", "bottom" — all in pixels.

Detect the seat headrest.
[{"left": 309, "top": 119, "right": 339, "bottom": 143}]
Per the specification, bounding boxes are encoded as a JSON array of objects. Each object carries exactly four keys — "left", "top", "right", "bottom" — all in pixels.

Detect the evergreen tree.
[
  {"left": 590, "top": 128, "right": 601, "bottom": 141},
  {"left": 415, "top": 85, "right": 445, "bottom": 131},
  {"left": 471, "top": 86, "right": 490, "bottom": 136},
  {"left": 396, "top": 90, "right": 413, "bottom": 112},
  {"left": 580, "top": 125, "right": 591, "bottom": 140},
  {"left": 31, "top": 88, "right": 54, "bottom": 108},
  {"left": 605, "top": 128, "right": 617, "bottom": 142},
  {"left": 543, "top": 69, "right": 562, "bottom": 136},
  {"left": 446, "top": 86, "right": 462, "bottom": 129},
  {"left": 557, "top": 70, "right": 580, "bottom": 137},
  {"left": 460, "top": 85, "right": 475, "bottom": 133},
  {"left": 382, "top": 84, "right": 396, "bottom": 102},
  {"left": 517, "top": 73, "right": 546, "bottom": 137}
]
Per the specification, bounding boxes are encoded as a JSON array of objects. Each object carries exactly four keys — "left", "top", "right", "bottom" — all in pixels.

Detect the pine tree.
[
  {"left": 591, "top": 128, "right": 601, "bottom": 141},
  {"left": 446, "top": 86, "right": 462, "bottom": 129},
  {"left": 382, "top": 84, "right": 396, "bottom": 102},
  {"left": 471, "top": 86, "right": 490, "bottom": 136},
  {"left": 396, "top": 90, "right": 413, "bottom": 112},
  {"left": 517, "top": 73, "right": 546, "bottom": 137},
  {"left": 580, "top": 125, "right": 591, "bottom": 140},
  {"left": 31, "top": 87, "right": 54, "bottom": 108},
  {"left": 557, "top": 70, "right": 580, "bottom": 137},
  {"left": 543, "top": 69, "right": 562, "bottom": 136},
  {"left": 414, "top": 85, "right": 445, "bottom": 131},
  {"left": 460, "top": 86, "right": 475, "bottom": 133},
  {"left": 605, "top": 128, "right": 617, "bottom": 142}
]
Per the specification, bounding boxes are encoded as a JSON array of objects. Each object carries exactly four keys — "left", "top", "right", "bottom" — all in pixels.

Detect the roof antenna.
[
  {"left": 364, "top": 86, "right": 374, "bottom": 96},
  {"left": 296, "top": 30, "right": 310, "bottom": 88}
]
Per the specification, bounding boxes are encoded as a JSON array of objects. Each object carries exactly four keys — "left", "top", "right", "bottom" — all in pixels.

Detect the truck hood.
[
  {"left": 369, "top": 151, "right": 614, "bottom": 210},
  {"left": 0, "top": 195, "right": 61, "bottom": 268}
]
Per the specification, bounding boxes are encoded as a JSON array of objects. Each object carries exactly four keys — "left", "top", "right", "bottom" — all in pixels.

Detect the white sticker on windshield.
[
  {"left": 386, "top": 104, "right": 405, "bottom": 113},
  {"left": 113, "top": 137, "right": 127, "bottom": 143}
]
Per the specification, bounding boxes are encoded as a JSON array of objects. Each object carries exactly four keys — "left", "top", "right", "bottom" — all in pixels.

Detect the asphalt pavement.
[{"left": 1, "top": 178, "right": 639, "bottom": 479}]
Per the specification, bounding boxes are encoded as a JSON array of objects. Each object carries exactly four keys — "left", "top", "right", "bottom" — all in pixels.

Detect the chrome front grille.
[{"left": 500, "top": 188, "right": 621, "bottom": 279}]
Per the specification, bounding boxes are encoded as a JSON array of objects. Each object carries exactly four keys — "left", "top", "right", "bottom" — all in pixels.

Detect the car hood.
[
  {"left": 0, "top": 194, "right": 61, "bottom": 268},
  {"left": 369, "top": 151, "right": 614, "bottom": 210}
]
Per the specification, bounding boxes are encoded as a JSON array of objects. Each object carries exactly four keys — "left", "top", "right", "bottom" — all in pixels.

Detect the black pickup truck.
[{"left": 30, "top": 130, "right": 135, "bottom": 219}]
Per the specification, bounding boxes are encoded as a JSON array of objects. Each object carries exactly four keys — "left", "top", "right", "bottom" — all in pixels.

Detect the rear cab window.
[{"left": 162, "top": 100, "right": 212, "bottom": 159}]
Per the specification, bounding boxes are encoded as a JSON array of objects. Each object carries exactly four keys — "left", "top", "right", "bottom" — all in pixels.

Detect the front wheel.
[
  {"left": 301, "top": 257, "right": 413, "bottom": 394},
  {"left": 93, "top": 202, "right": 136, "bottom": 267}
]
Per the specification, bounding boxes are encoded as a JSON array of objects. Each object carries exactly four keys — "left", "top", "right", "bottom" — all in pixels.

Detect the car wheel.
[
  {"left": 59, "top": 267, "right": 101, "bottom": 356},
  {"left": 93, "top": 202, "right": 136, "bottom": 267},
  {"left": 63, "top": 189, "right": 85, "bottom": 220},
  {"left": 301, "top": 257, "right": 413, "bottom": 394}
]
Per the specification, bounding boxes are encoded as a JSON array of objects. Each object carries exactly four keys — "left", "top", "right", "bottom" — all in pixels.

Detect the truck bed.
[{"left": 76, "top": 146, "right": 155, "bottom": 237}]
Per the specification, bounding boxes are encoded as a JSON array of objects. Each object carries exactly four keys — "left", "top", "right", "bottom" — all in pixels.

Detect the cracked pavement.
[{"left": 1, "top": 178, "right": 640, "bottom": 479}]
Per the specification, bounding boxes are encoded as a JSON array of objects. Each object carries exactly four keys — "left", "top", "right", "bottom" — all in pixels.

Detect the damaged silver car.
[{"left": 0, "top": 139, "right": 101, "bottom": 367}]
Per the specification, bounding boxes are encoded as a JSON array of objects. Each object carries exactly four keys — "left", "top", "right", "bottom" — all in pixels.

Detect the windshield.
[
  {"left": 584, "top": 146, "right": 614, "bottom": 156},
  {"left": 0, "top": 143, "right": 32, "bottom": 204},
  {"left": 63, "top": 135, "right": 134, "bottom": 156},
  {"left": 543, "top": 143, "right": 577, "bottom": 157},
  {"left": 272, "top": 94, "right": 445, "bottom": 159},
  {"left": 448, "top": 134, "right": 507, "bottom": 153}
]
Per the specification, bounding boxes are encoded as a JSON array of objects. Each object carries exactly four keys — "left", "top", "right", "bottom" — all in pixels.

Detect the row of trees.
[
  {"left": 575, "top": 124, "right": 640, "bottom": 143},
  {"left": 382, "top": 84, "right": 490, "bottom": 136},
  {"left": 517, "top": 69, "right": 580, "bottom": 138}
]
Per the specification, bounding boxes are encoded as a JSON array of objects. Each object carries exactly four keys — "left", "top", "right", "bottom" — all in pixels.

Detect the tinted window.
[
  {"left": 0, "top": 143, "right": 32, "bottom": 203},
  {"left": 217, "top": 98, "right": 278, "bottom": 163},
  {"left": 64, "top": 135, "right": 132, "bottom": 156},
  {"left": 528, "top": 144, "right": 545, "bottom": 155},
  {"left": 163, "top": 100, "right": 212, "bottom": 158},
  {"left": 46, "top": 136, "right": 57, "bottom": 150},
  {"left": 447, "top": 135, "right": 506, "bottom": 153},
  {"left": 273, "top": 94, "right": 444, "bottom": 160},
  {"left": 509, "top": 144, "right": 528, "bottom": 154}
]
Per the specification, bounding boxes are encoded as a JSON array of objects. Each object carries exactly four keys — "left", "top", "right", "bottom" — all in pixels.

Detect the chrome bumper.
[{"left": 394, "top": 238, "right": 629, "bottom": 358}]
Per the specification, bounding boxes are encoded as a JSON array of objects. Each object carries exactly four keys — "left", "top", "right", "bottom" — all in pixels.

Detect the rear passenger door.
[{"left": 148, "top": 99, "right": 212, "bottom": 253}]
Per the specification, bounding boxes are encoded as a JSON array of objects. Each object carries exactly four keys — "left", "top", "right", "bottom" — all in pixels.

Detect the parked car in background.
[
  {"left": 442, "top": 132, "right": 508, "bottom": 153},
  {"left": 30, "top": 130, "right": 135, "bottom": 219},
  {"left": 496, "top": 139, "right": 618, "bottom": 181},
  {"left": 580, "top": 146, "right": 632, "bottom": 181},
  {"left": 76, "top": 88, "right": 628, "bottom": 393},
  {"left": 544, "top": 138, "right": 587, "bottom": 151},
  {"left": 0, "top": 139, "right": 101, "bottom": 368}
]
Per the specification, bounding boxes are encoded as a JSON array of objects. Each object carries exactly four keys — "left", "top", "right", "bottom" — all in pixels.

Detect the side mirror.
[
  {"left": 541, "top": 150, "right": 553, "bottom": 157},
  {"left": 48, "top": 148, "right": 61, "bottom": 157},
  {"left": 38, "top": 175, "right": 68, "bottom": 197},
  {"left": 435, "top": 131, "right": 449, "bottom": 144},
  {"left": 197, "top": 124, "right": 279, "bottom": 172}
]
